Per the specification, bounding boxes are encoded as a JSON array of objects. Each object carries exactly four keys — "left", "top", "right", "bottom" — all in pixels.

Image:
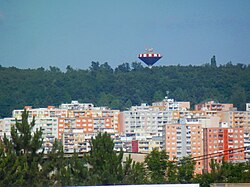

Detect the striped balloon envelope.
[{"left": 138, "top": 48, "right": 162, "bottom": 67}]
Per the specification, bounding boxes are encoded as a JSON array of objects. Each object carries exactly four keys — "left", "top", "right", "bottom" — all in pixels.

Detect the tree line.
[
  {"left": 1, "top": 111, "right": 250, "bottom": 186},
  {"left": 0, "top": 60, "right": 250, "bottom": 118}
]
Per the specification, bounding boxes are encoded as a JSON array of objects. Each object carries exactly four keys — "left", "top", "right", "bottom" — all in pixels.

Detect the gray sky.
[{"left": 0, "top": 0, "right": 250, "bottom": 70}]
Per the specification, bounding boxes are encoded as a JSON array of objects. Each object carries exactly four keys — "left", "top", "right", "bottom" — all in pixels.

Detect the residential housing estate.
[{"left": 0, "top": 98, "right": 250, "bottom": 174}]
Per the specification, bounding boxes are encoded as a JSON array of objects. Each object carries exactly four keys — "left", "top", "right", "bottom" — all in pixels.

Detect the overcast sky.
[{"left": 0, "top": 0, "right": 250, "bottom": 70}]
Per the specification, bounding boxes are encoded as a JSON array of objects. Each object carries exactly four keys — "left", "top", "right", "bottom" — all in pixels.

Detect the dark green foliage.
[
  {"left": 177, "top": 156, "right": 196, "bottom": 183},
  {"left": 0, "top": 110, "right": 85, "bottom": 186},
  {"left": 211, "top": 55, "right": 217, "bottom": 67},
  {"left": 193, "top": 159, "right": 250, "bottom": 187},
  {"left": 145, "top": 150, "right": 196, "bottom": 184},
  {"left": 0, "top": 110, "right": 44, "bottom": 186},
  {"left": 86, "top": 132, "right": 124, "bottom": 185},
  {"left": 65, "top": 152, "right": 89, "bottom": 186},
  {"left": 41, "top": 139, "right": 66, "bottom": 186},
  {"left": 145, "top": 149, "right": 169, "bottom": 183},
  {"left": 193, "top": 172, "right": 213, "bottom": 187},
  {"left": 86, "top": 132, "right": 149, "bottom": 185},
  {"left": 209, "top": 158, "right": 250, "bottom": 183},
  {"left": 166, "top": 159, "right": 178, "bottom": 183},
  {"left": 122, "top": 155, "right": 148, "bottom": 184},
  {"left": 1, "top": 62, "right": 250, "bottom": 117}
]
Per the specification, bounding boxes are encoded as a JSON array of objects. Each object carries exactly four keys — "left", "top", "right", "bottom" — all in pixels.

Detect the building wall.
[
  {"left": 221, "top": 111, "right": 250, "bottom": 133},
  {"left": 195, "top": 101, "right": 233, "bottom": 111},
  {"left": 203, "top": 127, "right": 245, "bottom": 173},
  {"left": 164, "top": 123, "right": 203, "bottom": 174},
  {"left": 246, "top": 103, "right": 250, "bottom": 111}
]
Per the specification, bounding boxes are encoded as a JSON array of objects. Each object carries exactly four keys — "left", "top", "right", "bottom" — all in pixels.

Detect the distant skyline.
[{"left": 0, "top": 0, "right": 250, "bottom": 70}]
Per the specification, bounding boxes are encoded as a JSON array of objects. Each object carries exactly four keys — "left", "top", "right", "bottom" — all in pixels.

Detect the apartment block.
[
  {"left": 244, "top": 132, "right": 250, "bottom": 160},
  {"left": 0, "top": 118, "right": 17, "bottom": 139},
  {"left": 203, "top": 127, "right": 245, "bottom": 173},
  {"left": 63, "top": 128, "right": 93, "bottom": 153},
  {"left": 220, "top": 111, "right": 250, "bottom": 132},
  {"left": 12, "top": 106, "right": 67, "bottom": 119},
  {"left": 0, "top": 116, "right": 59, "bottom": 153},
  {"left": 121, "top": 103, "right": 173, "bottom": 151},
  {"left": 59, "top": 100, "right": 94, "bottom": 110},
  {"left": 59, "top": 101, "right": 121, "bottom": 133},
  {"left": 247, "top": 103, "right": 250, "bottom": 111},
  {"left": 195, "top": 101, "right": 234, "bottom": 111},
  {"left": 152, "top": 97, "right": 190, "bottom": 111},
  {"left": 3, "top": 101, "right": 121, "bottom": 153},
  {"left": 164, "top": 121, "right": 203, "bottom": 174}
]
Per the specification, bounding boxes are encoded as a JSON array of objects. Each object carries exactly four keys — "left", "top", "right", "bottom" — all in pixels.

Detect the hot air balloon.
[{"left": 138, "top": 48, "right": 162, "bottom": 68}]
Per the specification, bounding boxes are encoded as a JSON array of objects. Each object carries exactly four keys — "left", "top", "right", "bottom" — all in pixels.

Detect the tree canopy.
[{"left": 1, "top": 62, "right": 250, "bottom": 118}]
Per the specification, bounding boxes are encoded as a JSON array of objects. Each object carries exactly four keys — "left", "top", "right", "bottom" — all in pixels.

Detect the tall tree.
[
  {"left": 166, "top": 158, "right": 178, "bottom": 183},
  {"left": 177, "top": 156, "right": 195, "bottom": 183},
  {"left": 0, "top": 109, "right": 44, "bottom": 186},
  {"left": 211, "top": 55, "right": 217, "bottom": 67},
  {"left": 131, "top": 62, "right": 144, "bottom": 71},
  {"left": 41, "top": 139, "right": 66, "bottom": 186},
  {"left": 86, "top": 132, "right": 123, "bottom": 185},
  {"left": 115, "top": 63, "right": 131, "bottom": 73},
  {"left": 145, "top": 149, "right": 169, "bottom": 184}
]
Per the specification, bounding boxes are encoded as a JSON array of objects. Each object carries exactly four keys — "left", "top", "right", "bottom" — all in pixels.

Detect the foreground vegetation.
[
  {"left": 1, "top": 111, "right": 250, "bottom": 186},
  {"left": 0, "top": 60, "right": 250, "bottom": 117}
]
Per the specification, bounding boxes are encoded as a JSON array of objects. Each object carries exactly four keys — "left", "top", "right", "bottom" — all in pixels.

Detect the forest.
[
  {"left": 1, "top": 111, "right": 250, "bottom": 187},
  {"left": 0, "top": 59, "right": 250, "bottom": 118}
]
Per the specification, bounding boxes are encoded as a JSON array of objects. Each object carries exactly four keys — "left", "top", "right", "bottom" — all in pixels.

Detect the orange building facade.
[
  {"left": 164, "top": 122, "right": 203, "bottom": 174},
  {"left": 203, "top": 127, "right": 245, "bottom": 173}
]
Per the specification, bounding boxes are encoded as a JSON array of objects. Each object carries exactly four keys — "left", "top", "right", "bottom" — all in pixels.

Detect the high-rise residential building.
[
  {"left": 3, "top": 101, "right": 122, "bottom": 153},
  {"left": 164, "top": 121, "right": 246, "bottom": 174},
  {"left": 152, "top": 97, "right": 190, "bottom": 111},
  {"left": 12, "top": 106, "right": 68, "bottom": 119},
  {"left": 59, "top": 100, "right": 94, "bottom": 110},
  {"left": 203, "top": 127, "right": 245, "bottom": 173},
  {"left": 195, "top": 101, "right": 234, "bottom": 111},
  {"left": 163, "top": 120, "right": 203, "bottom": 174},
  {"left": 63, "top": 128, "right": 93, "bottom": 153},
  {"left": 59, "top": 101, "right": 121, "bottom": 133},
  {"left": 56, "top": 102, "right": 122, "bottom": 153},
  {"left": 246, "top": 103, "right": 250, "bottom": 112},
  {"left": 220, "top": 111, "right": 250, "bottom": 132},
  {"left": 0, "top": 118, "right": 17, "bottom": 139},
  {"left": 121, "top": 103, "right": 173, "bottom": 151},
  {"left": 1, "top": 98, "right": 250, "bottom": 169},
  {"left": 0, "top": 116, "right": 59, "bottom": 153},
  {"left": 244, "top": 132, "right": 250, "bottom": 160}
]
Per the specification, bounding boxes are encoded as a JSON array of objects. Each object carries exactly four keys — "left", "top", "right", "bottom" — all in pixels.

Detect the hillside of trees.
[
  {"left": 0, "top": 60, "right": 250, "bottom": 117},
  {"left": 1, "top": 111, "right": 250, "bottom": 187}
]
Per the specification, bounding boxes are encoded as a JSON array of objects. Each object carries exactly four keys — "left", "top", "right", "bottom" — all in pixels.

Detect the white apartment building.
[
  {"left": 220, "top": 110, "right": 250, "bottom": 132},
  {"left": 244, "top": 132, "right": 250, "bottom": 160},
  {"left": 0, "top": 116, "right": 59, "bottom": 153},
  {"left": 59, "top": 100, "right": 94, "bottom": 110},
  {"left": 121, "top": 103, "right": 173, "bottom": 151},
  {"left": 0, "top": 118, "right": 17, "bottom": 139},
  {"left": 246, "top": 103, "right": 250, "bottom": 112},
  {"left": 63, "top": 129, "right": 92, "bottom": 153},
  {"left": 152, "top": 97, "right": 190, "bottom": 111},
  {"left": 12, "top": 106, "right": 67, "bottom": 119}
]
